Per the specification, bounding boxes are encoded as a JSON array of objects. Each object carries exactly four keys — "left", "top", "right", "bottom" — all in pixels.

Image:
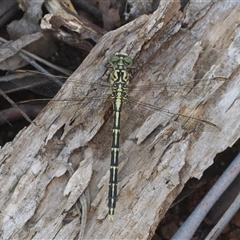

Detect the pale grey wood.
[{"left": 1, "top": 1, "right": 240, "bottom": 239}]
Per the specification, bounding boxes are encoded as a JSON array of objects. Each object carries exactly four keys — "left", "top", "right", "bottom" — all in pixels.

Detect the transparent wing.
[
  {"left": 0, "top": 70, "right": 225, "bottom": 131},
  {"left": 125, "top": 99, "right": 221, "bottom": 132},
  {"left": 2, "top": 70, "right": 225, "bottom": 98}
]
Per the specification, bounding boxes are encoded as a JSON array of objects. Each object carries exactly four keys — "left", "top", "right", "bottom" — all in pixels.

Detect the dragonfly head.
[{"left": 109, "top": 52, "right": 133, "bottom": 68}]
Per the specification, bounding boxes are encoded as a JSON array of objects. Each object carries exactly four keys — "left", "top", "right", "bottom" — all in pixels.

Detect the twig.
[
  {"left": 0, "top": 36, "right": 73, "bottom": 76},
  {"left": 0, "top": 88, "right": 32, "bottom": 123},
  {"left": 205, "top": 190, "right": 240, "bottom": 240},
  {"left": 171, "top": 153, "right": 240, "bottom": 240},
  {"left": 15, "top": 52, "right": 65, "bottom": 87}
]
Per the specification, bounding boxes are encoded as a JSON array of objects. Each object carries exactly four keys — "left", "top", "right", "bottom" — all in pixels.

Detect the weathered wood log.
[{"left": 1, "top": 1, "right": 240, "bottom": 239}]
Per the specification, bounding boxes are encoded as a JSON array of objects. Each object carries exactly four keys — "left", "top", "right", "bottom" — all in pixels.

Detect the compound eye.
[
  {"left": 109, "top": 55, "right": 120, "bottom": 63},
  {"left": 123, "top": 56, "right": 133, "bottom": 66}
]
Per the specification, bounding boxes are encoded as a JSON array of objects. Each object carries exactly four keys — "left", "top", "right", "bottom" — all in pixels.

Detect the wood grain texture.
[{"left": 1, "top": 1, "right": 240, "bottom": 239}]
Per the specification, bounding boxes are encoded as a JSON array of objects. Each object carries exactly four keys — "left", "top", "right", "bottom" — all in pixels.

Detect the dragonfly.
[{"left": 0, "top": 53, "right": 225, "bottom": 220}]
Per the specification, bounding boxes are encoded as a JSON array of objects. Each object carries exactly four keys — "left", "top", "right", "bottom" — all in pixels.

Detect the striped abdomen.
[
  {"left": 107, "top": 52, "right": 133, "bottom": 220},
  {"left": 108, "top": 99, "right": 122, "bottom": 219}
]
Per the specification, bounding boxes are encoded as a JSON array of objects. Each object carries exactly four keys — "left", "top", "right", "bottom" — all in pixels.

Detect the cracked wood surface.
[{"left": 1, "top": 1, "right": 240, "bottom": 239}]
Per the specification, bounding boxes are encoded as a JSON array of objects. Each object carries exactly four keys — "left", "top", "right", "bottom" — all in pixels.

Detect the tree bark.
[{"left": 1, "top": 1, "right": 240, "bottom": 239}]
